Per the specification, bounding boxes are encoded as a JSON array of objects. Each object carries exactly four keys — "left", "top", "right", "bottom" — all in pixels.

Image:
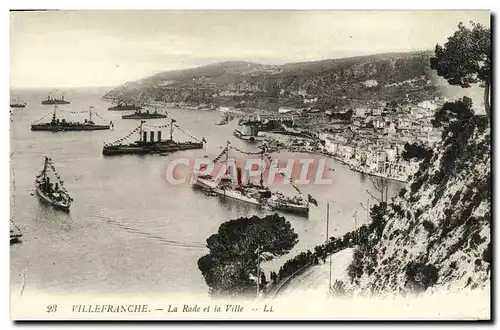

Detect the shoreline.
[
  {"left": 285, "top": 148, "right": 410, "bottom": 184},
  {"left": 102, "top": 97, "right": 410, "bottom": 184}
]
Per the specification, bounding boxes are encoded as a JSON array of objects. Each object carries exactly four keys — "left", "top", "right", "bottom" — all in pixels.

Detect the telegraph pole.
[
  {"left": 256, "top": 246, "right": 260, "bottom": 299},
  {"left": 353, "top": 211, "right": 358, "bottom": 243}
]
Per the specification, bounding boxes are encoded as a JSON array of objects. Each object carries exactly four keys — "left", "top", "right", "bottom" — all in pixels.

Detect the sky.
[{"left": 10, "top": 10, "right": 491, "bottom": 88}]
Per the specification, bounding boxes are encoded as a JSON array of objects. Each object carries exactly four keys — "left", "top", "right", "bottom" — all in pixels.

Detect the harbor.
[{"left": 10, "top": 87, "right": 404, "bottom": 296}]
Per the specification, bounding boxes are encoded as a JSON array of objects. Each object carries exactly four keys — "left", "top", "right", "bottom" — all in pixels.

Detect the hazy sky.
[{"left": 10, "top": 10, "right": 490, "bottom": 88}]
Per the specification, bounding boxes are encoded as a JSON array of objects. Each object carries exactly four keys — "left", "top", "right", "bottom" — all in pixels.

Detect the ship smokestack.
[
  {"left": 150, "top": 131, "right": 154, "bottom": 143},
  {"left": 157, "top": 131, "right": 162, "bottom": 142},
  {"left": 237, "top": 167, "right": 242, "bottom": 185},
  {"left": 143, "top": 132, "right": 147, "bottom": 142}
]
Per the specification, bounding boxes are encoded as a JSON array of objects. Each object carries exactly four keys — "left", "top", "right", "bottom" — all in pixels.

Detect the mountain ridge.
[{"left": 103, "top": 50, "right": 438, "bottom": 111}]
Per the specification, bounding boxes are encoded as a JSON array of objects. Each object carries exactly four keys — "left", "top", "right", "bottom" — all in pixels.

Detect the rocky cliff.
[{"left": 347, "top": 100, "right": 491, "bottom": 294}]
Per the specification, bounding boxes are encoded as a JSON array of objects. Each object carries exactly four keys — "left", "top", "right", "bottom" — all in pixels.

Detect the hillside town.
[{"left": 206, "top": 94, "right": 446, "bottom": 183}]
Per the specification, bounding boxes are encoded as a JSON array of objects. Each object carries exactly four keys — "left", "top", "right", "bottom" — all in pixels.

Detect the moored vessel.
[
  {"left": 35, "top": 156, "right": 73, "bottom": 211},
  {"left": 108, "top": 101, "right": 142, "bottom": 111},
  {"left": 266, "top": 192, "right": 309, "bottom": 215},
  {"left": 10, "top": 97, "right": 26, "bottom": 108},
  {"left": 102, "top": 119, "right": 206, "bottom": 155},
  {"left": 214, "top": 113, "right": 233, "bottom": 125},
  {"left": 31, "top": 106, "right": 113, "bottom": 131},
  {"left": 10, "top": 219, "right": 22, "bottom": 244},
  {"left": 192, "top": 142, "right": 314, "bottom": 216},
  {"left": 41, "top": 93, "right": 70, "bottom": 105},
  {"left": 121, "top": 108, "right": 167, "bottom": 119}
]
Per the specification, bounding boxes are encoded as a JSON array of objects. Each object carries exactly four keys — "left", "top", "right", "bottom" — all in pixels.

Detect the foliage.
[
  {"left": 329, "top": 109, "right": 354, "bottom": 121},
  {"left": 430, "top": 22, "right": 491, "bottom": 116},
  {"left": 402, "top": 143, "right": 433, "bottom": 161},
  {"left": 431, "top": 97, "right": 474, "bottom": 128},
  {"left": 198, "top": 213, "right": 298, "bottom": 296},
  {"left": 331, "top": 280, "right": 347, "bottom": 296},
  {"left": 430, "top": 22, "right": 490, "bottom": 87},
  {"left": 404, "top": 262, "right": 439, "bottom": 293}
]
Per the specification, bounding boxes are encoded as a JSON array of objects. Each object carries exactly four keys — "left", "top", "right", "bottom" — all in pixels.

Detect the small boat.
[
  {"left": 35, "top": 156, "right": 73, "bottom": 211},
  {"left": 10, "top": 219, "right": 22, "bottom": 245},
  {"left": 266, "top": 192, "right": 309, "bottom": 215},
  {"left": 214, "top": 113, "right": 230, "bottom": 125},
  {"left": 122, "top": 108, "right": 167, "bottom": 119},
  {"left": 41, "top": 93, "right": 70, "bottom": 105}
]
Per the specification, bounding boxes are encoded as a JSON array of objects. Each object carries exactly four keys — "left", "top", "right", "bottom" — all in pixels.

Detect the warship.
[
  {"left": 192, "top": 142, "right": 311, "bottom": 216},
  {"left": 41, "top": 93, "right": 70, "bottom": 105},
  {"left": 10, "top": 155, "right": 22, "bottom": 244},
  {"left": 108, "top": 101, "right": 142, "bottom": 111},
  {"left": 35, "top": 156, "right": 73, "bottom": 212},
  {"left": 193, "top": 147, "right": 272, "bottom": 207},
  {"left": 102, "top": 119, "right": 205, "bottom": 155},
  {"left": 31, "top": 106, "right": 113, "bottom": 131},
  {"left": 10, "top": 220, "right": 22, "bottom": 245},
  {"left": 122, "top": 108, "right": 168, "bottom": 119},
  {"left": 10, "top": 97, "right": 26, "bottom": 108}
]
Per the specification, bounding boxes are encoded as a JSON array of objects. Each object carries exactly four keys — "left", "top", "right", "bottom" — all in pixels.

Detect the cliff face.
[
  {"left": 348, "top": 110, "right": 491, "bottom": 294},
  {"left": 103, "top": 51, "right": 438, "bottom": 110}
]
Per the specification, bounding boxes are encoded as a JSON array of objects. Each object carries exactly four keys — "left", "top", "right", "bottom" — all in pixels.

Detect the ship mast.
[
  {"left": 52, "top": 105, "right": 58, "bottom": 121},
  {"left": 139, "top": 120, "right": 145, "bottom": 141},
  {"left": 89, "top": 106, "right": 93, "bottom": 122},
  {"left": 170, "top": 118, "right": 175, "bottom": 141},
  {"left": 42, "top": 156, "right": 48, "bottom": 180}
]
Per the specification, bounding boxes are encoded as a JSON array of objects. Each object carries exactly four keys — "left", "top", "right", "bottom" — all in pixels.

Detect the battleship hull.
[
  {"left": 102, "top": 141, "right": 203, "bottom": 155},
  {"left": 193, "top": 177, "right": 263, "bottom": 206},
  {"left": 41, "top": 100, "right": 70, "bottom": 105},
  {"left": 36, "top": 187, "right": 71, "bottom": 212},
  {"left": 108, "top": 106, "right": 142, "bottom": 111},
  {"left": 31, "top": 124, "right": 111, "bottom": 131},
  {"left": 10, "top": 233, "right": 22, "bottom": 244},
  {"left": 121, "top": 114, "right": 167, "bottom": 119},
  {"left": 10, "top": 104, "right": 25, "bottom": 108}
]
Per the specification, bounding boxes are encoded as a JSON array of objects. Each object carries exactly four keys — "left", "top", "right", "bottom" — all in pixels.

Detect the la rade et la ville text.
[{"left": 72, "top": 304, "right": 275, "bottom": 313}]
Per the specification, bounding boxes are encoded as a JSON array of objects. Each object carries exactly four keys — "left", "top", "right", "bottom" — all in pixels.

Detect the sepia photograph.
[{"left": 8, "top": 9, "right": 491, "bottom": 320}]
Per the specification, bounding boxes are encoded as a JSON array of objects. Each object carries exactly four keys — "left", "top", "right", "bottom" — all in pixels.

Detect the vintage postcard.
[{"left": 9, "top": 10, "right": 491, "bottom": 320}]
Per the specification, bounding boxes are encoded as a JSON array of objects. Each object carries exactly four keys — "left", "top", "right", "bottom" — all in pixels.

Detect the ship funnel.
[
  {"left": 237, "top": 167, "right": 242, "bottom": 185},
  {"left": 150, "top": 131, "right": 155, "bottom": 143},
  {"left": 157, "top": 131, "right": 162, "bottom": 142},
  {"left": 143, "top": 132, "right": 147, "bottom": 142}
]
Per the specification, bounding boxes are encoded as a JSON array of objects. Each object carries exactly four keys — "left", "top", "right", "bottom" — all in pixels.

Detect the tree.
[
  {"left": 431, "top": 97, "right": 474, "bottom": 128},
  {"left": 370, "top": 177, "right": 389, "bottom": 204},
  {"left": 430, "top": 22, "right": 491, "bottom": 118},
  {"left": 402, "top": 142, "right": 433, "bottom": 161},
  {"left": 198, "top": 214, "right": 298, "bottom": 296}
]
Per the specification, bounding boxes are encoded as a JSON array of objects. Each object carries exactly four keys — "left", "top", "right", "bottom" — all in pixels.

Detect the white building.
[
  {"left": 355, "top": 107, "right": 367, "bottom": 117},
  {"left": 278, "top": 107, "right": 295, "bottom": 114},
  {"left": 418, "top": 100, "right": 438, "bottom": 111}
]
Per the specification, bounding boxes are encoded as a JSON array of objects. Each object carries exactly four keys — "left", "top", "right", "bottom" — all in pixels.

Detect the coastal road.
[{"left": 275, "top": 248, "right": 354, "bottom": 297}]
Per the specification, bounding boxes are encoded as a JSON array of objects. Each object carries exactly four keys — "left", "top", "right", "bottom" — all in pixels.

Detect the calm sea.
[{"left": 10, "top": 87, "right": 404, "bottom": 297}]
